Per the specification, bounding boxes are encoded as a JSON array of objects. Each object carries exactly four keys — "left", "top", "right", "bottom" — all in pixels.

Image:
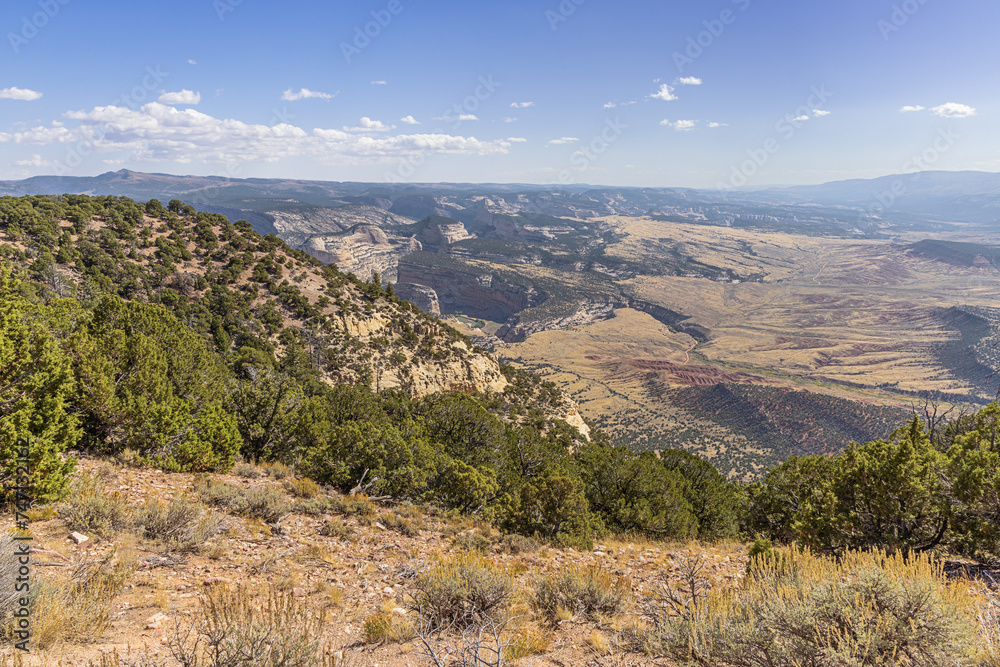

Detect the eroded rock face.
[
  {"left": 396, "top": 262, "right": 543, "bottom": 322},
  {"left": 394, "top": 283, "right": 441, "bottom": 315},
  {"left": 497, "top": 300, "right": 623, "bottom": 343},
  {"left": 304, "top": 227, "right": 422, "bottom": 281},
  {"left": 381, "top": 353, "right": 509, "bottom": 398},
  {"left": 416, "top": 219, "right": 472, "bottom": 251}
]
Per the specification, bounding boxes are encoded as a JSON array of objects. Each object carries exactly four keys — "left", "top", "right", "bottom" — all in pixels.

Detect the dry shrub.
[
  {"left": 195, "top": 477, "right": 290, "bottom": 523},
  {"left": 383, "top": 513, "right": 420, "bottom": 537},
  {"left": 318, "top": 519, "right": 353, "bottom": 540},
  {"left": 411, "top": 552, "right": 515, "bottom": 630},
  {"left": 452, "top": 531, "right": 493, "bottom": 553},
  {"left": 11, "top": 552, "right": 134, "bottom": 649},
  {"left": 168, "top": 584, "right": 326, "bottom": 666},
  {"left": 503, "top": 622, "right": 552, "bottom": 661},
  {"left": 497, "top": 534, "right": 540, "bottom": 555},
  {"left": 363, "top": 603, "right": 415, "bottom": 644},
  {"left": 58, "top": 471, "right": 132, "bottom": 538},
  {"left": 653, "top": 547, "right": 981, "bottom": 667},
  {"left": 283, "top": 478, "right": 320, "bottom": 499},
  {"left": 233, "top": 462, "right": 263, "bottom": 479},
  {"left": 135, "top": 495, "right": 228, "bottom": 552},
  {"left": 533, "top": 564, "right": 630, "bottom": 623},
  {"left": 980, "top": 578, "right": 1000, "bottom": 666},
  {"left": 261, "top": 461, "right": 293, "bottom": 479},
  {"left": 329, "top": 494, "right": 376, "bottom": 517}
]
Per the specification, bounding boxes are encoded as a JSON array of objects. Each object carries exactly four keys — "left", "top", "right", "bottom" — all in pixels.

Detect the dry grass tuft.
[
  {"left": 650, "top": 547, "right": 983, "bottom": 666},
  {"left": 533, "top": 564, "right": 631, "bottom": 623}
]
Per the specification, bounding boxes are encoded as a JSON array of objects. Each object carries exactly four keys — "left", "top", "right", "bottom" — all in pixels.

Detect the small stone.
[
  {"left": 146, "top": 613, "right": 167, "bottom": 625},
  {"left": 146, "top": 620, "right": 162, "bottom": 630},
  {"left": 392, "top": 607, "right": 407, "bottom": 617},
  {"left": 383, "top": 586, "right": 394, "bottom": 595},
  {"left": 203, "top": 577, "right": 231, "bottom": 586},
  {"left": 69, "top": 532, "right": 89, "bottom": 545}
]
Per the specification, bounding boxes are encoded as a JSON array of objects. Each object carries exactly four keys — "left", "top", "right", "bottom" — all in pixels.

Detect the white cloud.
[
  {"left": 900, "top": 105, "right": 925, "bottom": 112},
  {"left": 660, "top": 119, "right": 695, "bottom": 131},
  {"left": 547, "top": 137, "right": 579, "bottom": 146},
  {"left": 510, "top": 102, "right": 534, "bottom": 109},
  {"left": 603, "top": 101, "right": 617, "bottom": 109},
  {"left": 400, "top": 115, "right": 420, "bottom": 125},
  {"left": 0, "top": 87, "right": 43, "bottom": 101},
  {"left": 931, "top": 102, "right": 976, "bottom": 118},
  {"left": 371, "top": 80, "right": 388, "bottom": 85},
  {"left": 187, "top": 59, "right": 197, "bottom": 65},
  {"left": 812, "top": 109, "right": 831, "bottom": 117},
  {"left": 14, "top": 154, "right": 49, "bottom": 167},
  {"left": 793, "top": 114, "right": 810, "bottom": 122},
  {"left": 507, "top": 137, "right": 527, "bottom": 143},
  {"left": 677, "top": 76, "right": 702, "bottom": 85},
  {"left": 503, "top": 117, "right": 518, "bottom": 123},
  {"left": 707, "top": 121, "right": 728, "bottom": 128},
  {"left": 458, "top": 114, "right": 478, "bottom": 121},
  {"left": 0, "top": 103, "right": 513, "bottom": 166},
  {"left": 281, "top": 88, "right": 337, "bottom": 101},
  {"left": 343, "top": 116, "right": 394, "bottom": 132},
  {"left": 158, "top": 90, "right": 201, "bottom": 105},
  {"left": 650, "top": 84, "right": 678, "bottom": 101}
]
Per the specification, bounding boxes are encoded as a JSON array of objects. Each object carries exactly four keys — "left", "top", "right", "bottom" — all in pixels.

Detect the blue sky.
[{"left": 0, "top": 0, "right": 996, "bottom": 188}]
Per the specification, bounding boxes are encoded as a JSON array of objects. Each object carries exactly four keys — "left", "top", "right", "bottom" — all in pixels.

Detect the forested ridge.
[{"left": 2, "top": 193, "right": 1000, "bottom": 560}]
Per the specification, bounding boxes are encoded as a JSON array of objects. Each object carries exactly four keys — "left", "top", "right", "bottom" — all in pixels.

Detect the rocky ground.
[{"left": 0, "top": 458, "right": 749, "bottom": 666}]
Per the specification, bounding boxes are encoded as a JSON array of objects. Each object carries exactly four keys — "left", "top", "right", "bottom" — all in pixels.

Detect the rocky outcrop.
[
  {"left": 416, "top": 217, "right": 472, "bottom": 250},
  {"left": 396, "top": 262, "right": 544, "bottom": 321},
  {"left": 497, "top": 300, "right": 623, "bottom": 342},
  {"left": 394, "top": 283, "right": 441, "bottom": 315},
  {"left": 304, "top": 226, "right": 421, "bottom": 281},
  {"left": 382, "top": 353, "right": 509, "bottom": 398}
]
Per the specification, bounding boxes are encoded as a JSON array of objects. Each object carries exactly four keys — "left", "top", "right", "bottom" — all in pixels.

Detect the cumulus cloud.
[
  {"left": 900, "top": 105, "right": 925, "bottom": 112},
  {"left": 187, "top": 59, "right": 197, "bottom": 65},
  {"left": 0, "top": 87, "right": 43, "bottom": 101},
  {"left": 0, "top": 103, "right": 513, "bottom": 166},
  {"left": 158, "top": 90, "right": 201, "bottom": 105},
  {"left": 507, "top": 137, "right": 527, "bottom": 143},
  {"left": 677, "top": 77, "right": 702, "bottom": 85},
  {"left": 547, "top": 137, "right": 579, "bottom": 145},
  {"left": 793, "top": 114, "right": 810, "bottom": 123},
  {"left": 458, "top": 114, "right": 478, "bottom": 121},
  {"left": 812, "top": 109, "right": 831, "bottom": 117},
  {"left": 510, "top": 102, "right": 534, "bottom": 108},
  {"left": 660, "top": 119, "right": 695, "bottom": 131},
  {"left": 281, "top": 88, "right": 336, "bottom": 101},
  {"left": 707, "top": 121, "right": 728, "bottom": 128},
  {"left": 931, "top": 102, "right": 976, "bottom": 118},
  {"left": 503, "top": 117, "right": 518, "bottom": 123},
  {"left": 343, "top": 117, "right": 394, "bottom": 132},
  {"left": 400, "top": 115, "right": 420, "bottom": 125},
  {"left": 650, "top": 84, "right": 678, "bottom": 101},
  {"left": 371, "top": 80, "right": 388, "bottom": 85},
  {"left": 14, "top": 154, "right": 50, "bottom": 167}
]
